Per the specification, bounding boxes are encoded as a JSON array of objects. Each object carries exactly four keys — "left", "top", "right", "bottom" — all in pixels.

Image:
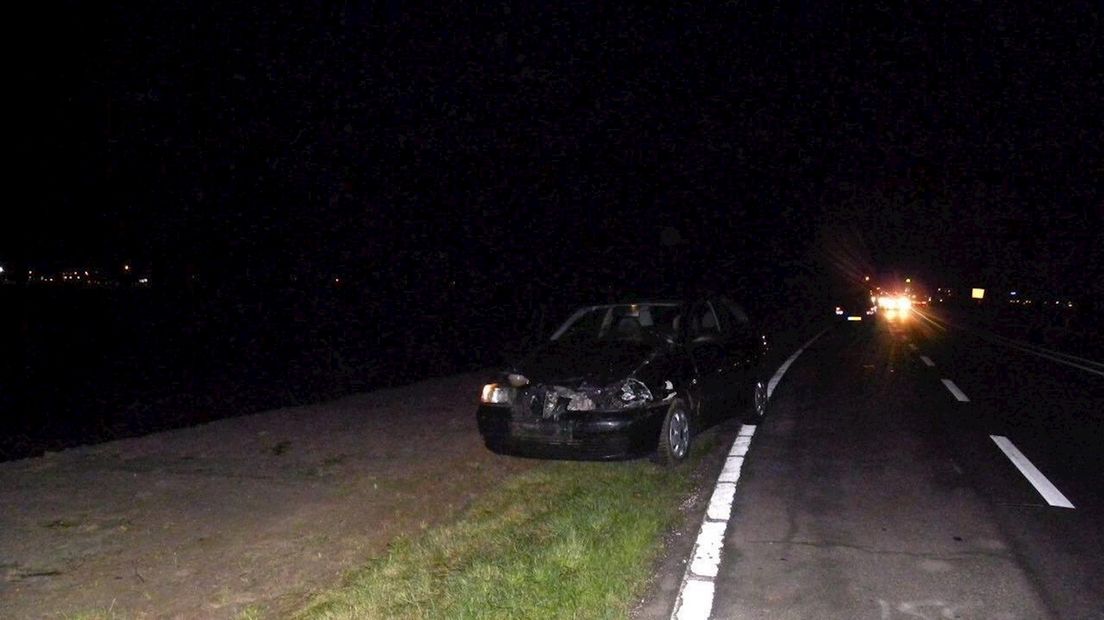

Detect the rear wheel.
[
  {"left": 655, "top": 400, "right": 691, "bottom": 465},
  {"left": 748, "top": 379, "right": 768, "bottom": 422}
]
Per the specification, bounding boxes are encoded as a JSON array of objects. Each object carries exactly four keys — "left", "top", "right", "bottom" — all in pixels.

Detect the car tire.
[
  {"left": 744, "top": 379, "right": 768, "bottom": 423},
  {"left": 654, "top": 400, "right": 692, "bottom": 466}
]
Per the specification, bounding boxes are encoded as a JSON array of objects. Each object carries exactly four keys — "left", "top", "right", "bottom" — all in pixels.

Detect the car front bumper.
[{"left": 476, "top": 402, "right": 668, "bottom": 460}]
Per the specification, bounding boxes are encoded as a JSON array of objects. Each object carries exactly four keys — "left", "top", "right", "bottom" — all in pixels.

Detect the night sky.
[{"left": 12, "top": 1, "right": 1103, "bottom": 299}]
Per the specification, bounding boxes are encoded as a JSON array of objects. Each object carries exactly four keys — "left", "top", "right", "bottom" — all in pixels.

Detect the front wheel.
[{"left": 654, "top": 400, "right": 691, "bottom": 465}]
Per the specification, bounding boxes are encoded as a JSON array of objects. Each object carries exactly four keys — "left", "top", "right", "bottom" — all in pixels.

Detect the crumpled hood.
[{"left": 513, "top": 339, "right": 663, "bottom": 388}]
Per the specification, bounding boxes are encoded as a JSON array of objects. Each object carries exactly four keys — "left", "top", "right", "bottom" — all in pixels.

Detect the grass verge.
[{"left": 296, "top": 443, "right": 716, "bottom": 619}]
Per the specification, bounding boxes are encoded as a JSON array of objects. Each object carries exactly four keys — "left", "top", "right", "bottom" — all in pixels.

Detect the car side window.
[
  {"left": 689, "top": 302, "right": 723, "bottom": 341},
  {"left": 719, "top": 298, "right": 752, "bottom": 335}
]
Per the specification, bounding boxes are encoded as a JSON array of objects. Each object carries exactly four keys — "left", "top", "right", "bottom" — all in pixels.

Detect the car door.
[
  {"left": 714, "top": 298, "right": 761, "bottom": 407},
  {"left": 686, "top": 301, "right": 731, "bottom": 426}
]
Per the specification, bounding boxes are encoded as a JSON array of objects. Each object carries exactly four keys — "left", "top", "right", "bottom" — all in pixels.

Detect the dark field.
[
  {"left": 3, "top": 277, "right": 1096, "bottom": 462},
  {"left": 1, "top": 284, "right": 524, "bottom": 461}
]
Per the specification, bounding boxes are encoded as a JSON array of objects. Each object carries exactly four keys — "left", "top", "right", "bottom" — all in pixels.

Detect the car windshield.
[{"left": 551, "top": 303, "right": 683, "bottom": 343}]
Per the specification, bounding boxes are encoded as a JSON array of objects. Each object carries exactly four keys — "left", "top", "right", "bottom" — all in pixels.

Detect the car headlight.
[
  {"left": 480, "top": 383, "right": 516, "bottom": 405},
  {"left": 617, "top": 378, "right": 653, "bottom": 407}
]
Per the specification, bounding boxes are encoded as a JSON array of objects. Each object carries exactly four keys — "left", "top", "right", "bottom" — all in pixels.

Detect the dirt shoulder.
[{"left": 0, "top": 372, "right": 533, "bottom": 619}]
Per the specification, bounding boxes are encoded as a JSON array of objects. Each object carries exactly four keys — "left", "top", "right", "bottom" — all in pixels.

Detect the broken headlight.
[
  {"left": 615, "top": 378, "right": 653, "bottom": 407},
  {"left": 565, "top": 390, "right": 597, "bottom": 411}
]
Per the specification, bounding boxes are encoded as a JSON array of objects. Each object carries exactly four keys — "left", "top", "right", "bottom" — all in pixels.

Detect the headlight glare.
[{"left": 480, "top": 383, "right": 515, "bottom": 405}]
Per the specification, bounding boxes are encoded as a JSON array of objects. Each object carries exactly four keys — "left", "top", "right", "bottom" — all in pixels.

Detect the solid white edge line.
[
  {"left": 671, "top": 327, "right": 830, "bottom": 620},
  {"left": 990, "top": 435, "right": 1075, "bottom": 509},
  {"left": 919, "top": 355, "right": 935, "bottom": 367},
  {"left": 996, "top": 339, "right": 1104, "bottom": 377},
  {"left": 674, "top": 580, "right": 714, "bottom": 620},
  {"left": 941, "top": 378, "right": 970, "bottom": 402},
  {"left": 767, "top": 327, "right": 831, "bottom": 399},
  {"left": 916, "top": 310, "right": 1104, "bottom": 377},
  {"left": 987, "top": 332, "right": 1104, "bottom": 371},
  {"left": 912, "top": 310, "right": 947, "bottom": 331}
]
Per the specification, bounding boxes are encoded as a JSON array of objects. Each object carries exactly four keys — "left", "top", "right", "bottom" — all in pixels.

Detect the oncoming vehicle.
[
  {"left": 476, "top": 297, "right": 770, "bottom": 464},
  {"left": 835, "top": 290, "right": 876, "bottom": 322}
]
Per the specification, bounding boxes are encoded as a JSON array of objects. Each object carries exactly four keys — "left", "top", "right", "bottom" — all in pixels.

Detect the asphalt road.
[{"left": 707, "top": 310, "right": 1103, "bottom": 619}]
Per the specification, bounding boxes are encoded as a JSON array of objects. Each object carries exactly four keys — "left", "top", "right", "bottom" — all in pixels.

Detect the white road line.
[
  {"left": 908, "top": 343, "right": 918, "bottom": 351},
  {"left": 706, "top": 483, "right": 737, "bottom": 521},
  {"left": 984, "top": 331, "right": 1104, "bottom": 371},
  {"left": 920, "top": 355, "right": 935, "bottom": 367},
  {"left": 675, "top": 580, "right": 714, "bottom": 620},
  {"left": 767, "top": 327, "right": 831, "bottom": 399},
  {"left": 672, "top": 425, "right": 756, "bottom": 620},
  {"left": 992, "top": 338, "right": 1104, "bottom": 377},
  {"left": 941, "top": 378, "right": 970, "bottom": 402},
  {"left": 915, "top": 310, "right": 1104, "bottom": 377},
  {"left": 672, "top": 328, "right": 829, "bottom": 620},
  {"left": 990, "top": 435, "right": 1075, "bottom": 509},
  {"left": 912, "top": 310, "right": 947, "bottom": 331}
]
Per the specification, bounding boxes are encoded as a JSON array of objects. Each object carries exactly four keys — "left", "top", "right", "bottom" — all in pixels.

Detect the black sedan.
[{"left": 476, "top": 297, "right": 770, "bottom": 463}]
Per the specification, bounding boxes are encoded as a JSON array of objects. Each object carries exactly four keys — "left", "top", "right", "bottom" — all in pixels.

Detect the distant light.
[
  {"left": 0, "top": 266, "right": 4, "bottom": 274},
  {"left": 864, "top": 276, "right": 870, "bottom": 282},
  {"left": 971, "top": 288, "right": 985, "bottom": 299},
  {"left": 882, "top": 307, "right": 910, "bottom": 321},
  {"left": 847, "top": 316, "right": 862, "bottom": 321},
  {"left": 138, "top": 277, "right": 149, "bottom": 284},
  {"left": 124, "top": 264, "right": 131, "bottom": 271},
  {"left": 835, "top": 306, "right": 844, "bottom": 315},
  {"left": 878, "top": 296, "right": 911, "bottom": 310},
  {"left": 334, "top": 277, "right": 341, "bottom": 284},
  {"left": 905, "top": 278, "right": 911, "bottom": 283},
  {"left": 1010, "top": 291, "right": 1017, "bottom": 296}
]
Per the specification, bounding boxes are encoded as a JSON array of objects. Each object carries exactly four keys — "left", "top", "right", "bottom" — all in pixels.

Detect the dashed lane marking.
[
  {"left": 941, "top": 378, "right": 970, "bottom": 402},
  {"left": 920, "top": 355, "right": 935, "bottom": 367},
  {"left": 990, "top": 435, "right": 1075, "bottom": 509}
]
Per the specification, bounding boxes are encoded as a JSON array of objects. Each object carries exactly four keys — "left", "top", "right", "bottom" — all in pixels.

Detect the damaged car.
[{"left": 477, "top": 298, "right": 770, "bottom": 464}]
